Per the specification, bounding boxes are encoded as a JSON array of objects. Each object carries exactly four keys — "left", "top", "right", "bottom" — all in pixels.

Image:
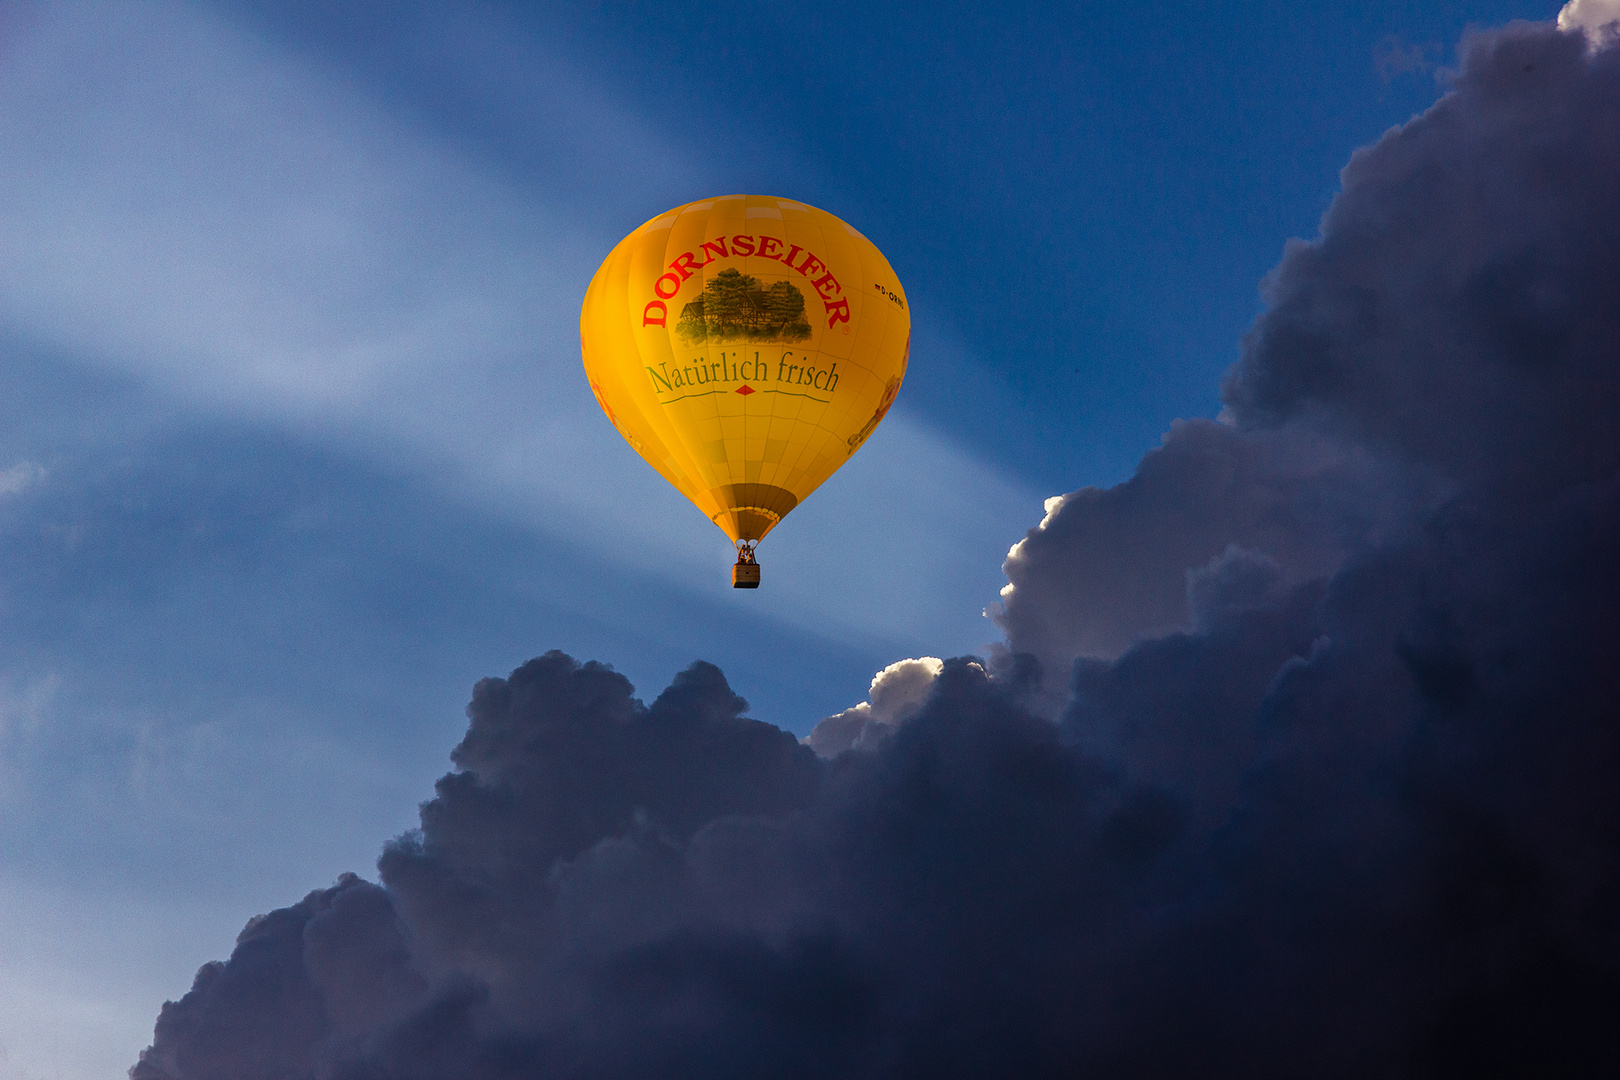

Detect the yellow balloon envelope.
[{"left": 580, "top": 195, "right": 910, "bottom": 586}]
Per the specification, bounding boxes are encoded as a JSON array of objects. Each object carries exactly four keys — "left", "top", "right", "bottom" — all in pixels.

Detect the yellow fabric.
[{"left": 581, "top": 195, "right": 910, "bottom": 543}]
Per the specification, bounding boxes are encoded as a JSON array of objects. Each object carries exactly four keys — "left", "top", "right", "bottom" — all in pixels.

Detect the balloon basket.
[{"left": 733, "top": 544, "right": 760, "bottom": 589}]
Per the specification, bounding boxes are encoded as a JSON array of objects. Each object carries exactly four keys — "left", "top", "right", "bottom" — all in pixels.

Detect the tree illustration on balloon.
[{"left": 676, "top": 269, "right": 813, "bottom": 345}]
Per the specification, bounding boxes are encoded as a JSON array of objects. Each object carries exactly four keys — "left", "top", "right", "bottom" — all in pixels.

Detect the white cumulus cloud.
[
  {"left": 1559, "top": 0, "right": 1620, "bottom": 40},
  {"left": 804, "top": 655, "right": 944, "bottom": 756}
]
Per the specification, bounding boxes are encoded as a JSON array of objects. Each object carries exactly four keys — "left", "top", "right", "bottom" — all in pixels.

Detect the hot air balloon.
[{"left": 580, "top": 195, "right": 910, "bottom": 588}]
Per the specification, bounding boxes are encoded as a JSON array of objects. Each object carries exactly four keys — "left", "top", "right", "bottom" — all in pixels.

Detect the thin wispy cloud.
[{"left": 0, "top": 0, "right": 1035, "bottom": 650}]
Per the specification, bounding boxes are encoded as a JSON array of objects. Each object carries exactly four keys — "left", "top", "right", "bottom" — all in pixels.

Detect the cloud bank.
[{"left": 133, "top": 22, "right": 1620, "bottom": 1079}]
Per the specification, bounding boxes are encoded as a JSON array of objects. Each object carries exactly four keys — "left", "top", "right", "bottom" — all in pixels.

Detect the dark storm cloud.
[
  {"left": 134, "top": 23, "right": 1620, "bottom": 1079},
  {"left": 998, "top": 22, "right": 1620, "bottom": 680},
  {"left": 994, "top": 418, "right": 1408, "bottom": 675},
  {"left": 1224, "top": 26, "right": 1620, "bottom": 494}
]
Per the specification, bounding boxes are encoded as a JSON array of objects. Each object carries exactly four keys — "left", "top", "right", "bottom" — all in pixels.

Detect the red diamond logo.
[{"left": 735, "top": 384, "right": 755, "bottom": 395}]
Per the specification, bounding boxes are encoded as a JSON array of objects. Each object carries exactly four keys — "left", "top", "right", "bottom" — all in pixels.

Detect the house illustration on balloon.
[{"left": 676, "top": 268, "right": 813, "bottom": 345}]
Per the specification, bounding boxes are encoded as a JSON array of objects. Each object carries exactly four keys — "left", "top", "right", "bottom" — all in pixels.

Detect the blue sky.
[{"left": 0, "top": 1, "right": 1568, "bottom": 1076}]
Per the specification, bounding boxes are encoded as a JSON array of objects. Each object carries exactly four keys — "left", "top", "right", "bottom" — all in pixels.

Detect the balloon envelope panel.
[{"left": 581, "top": 195, "right": 910, "bottom": 543}]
